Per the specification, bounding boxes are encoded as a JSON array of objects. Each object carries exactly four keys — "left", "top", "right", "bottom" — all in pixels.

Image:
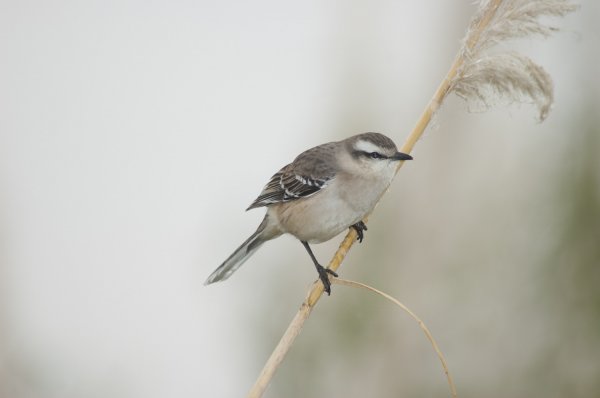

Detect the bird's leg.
[
  {"left": 351, "top": 221, "right": 368, "bottom": 243},
  {"left": 301, "top": 241, "right": 338, "bottom": 295}
]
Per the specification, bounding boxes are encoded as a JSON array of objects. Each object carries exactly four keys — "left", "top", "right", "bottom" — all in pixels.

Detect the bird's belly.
[
  {"left": 273, "top": 179, "right": 386, "bottom": 243},
  {"left": 276, "top": 201, "right": 355, "bottom": 243}
]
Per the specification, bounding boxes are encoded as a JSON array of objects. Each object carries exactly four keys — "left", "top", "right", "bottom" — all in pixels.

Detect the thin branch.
[
  {"left": 332, "top": 278, "right": 457, "bottom": 398},
  {"left": 247, "top": 235, "right": 356, "bottom": 398},
  {"left": 247, "top": 1, "right": 576, "bottom": 396},
  {"left": 248, "top": 4, "right": 502, "bottom": 396}
]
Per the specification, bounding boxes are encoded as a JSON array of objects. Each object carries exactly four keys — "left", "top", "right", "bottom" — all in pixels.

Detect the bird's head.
[{"left": 342, "top": 132, "right": 412, "bottom": 177}]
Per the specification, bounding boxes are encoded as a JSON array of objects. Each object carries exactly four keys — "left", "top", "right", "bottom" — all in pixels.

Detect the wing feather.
[{"left": 246, "top": 143, "right": 337, "bottom": 210}]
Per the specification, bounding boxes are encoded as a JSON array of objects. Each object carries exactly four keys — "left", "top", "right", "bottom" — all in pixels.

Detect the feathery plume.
[{"left": 452, "top": 0, "right": 578, "bottom": 120}]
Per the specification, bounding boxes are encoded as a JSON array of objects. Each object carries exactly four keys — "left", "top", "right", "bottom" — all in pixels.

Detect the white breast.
[{"left": 271, "top": 167, "right": 395, "bottom": 243}]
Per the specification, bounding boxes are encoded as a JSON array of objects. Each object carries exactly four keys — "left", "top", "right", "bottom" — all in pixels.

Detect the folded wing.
[{"left": 247, "top": 143, "right": 337, "bottom": 210}]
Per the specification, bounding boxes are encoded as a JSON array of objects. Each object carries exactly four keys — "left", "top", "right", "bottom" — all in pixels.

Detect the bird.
[{"left": 205, "top": 132, "right": 412, "bottom": 295}]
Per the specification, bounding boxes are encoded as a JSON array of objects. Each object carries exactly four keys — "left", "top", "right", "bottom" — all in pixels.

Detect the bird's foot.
[
  {"left": 316, "top": 264, "right": 338, "bottom": 295},
  {"left": 351, "top": 221, "right": 368, "bottom": 243}
]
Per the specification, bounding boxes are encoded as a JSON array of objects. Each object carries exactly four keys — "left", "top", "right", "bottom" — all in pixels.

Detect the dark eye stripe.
[
  {"left": 352, "top": 150, "right": 388, "bottom": 159},
  {"left": 368, "top": 151, "right": 388, "bottom": 159}
]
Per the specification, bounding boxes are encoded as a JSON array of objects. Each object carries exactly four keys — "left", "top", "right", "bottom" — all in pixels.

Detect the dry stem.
[
  {"left": 246, "top": 3, "right": 502, "bottom": 397},
  {"left": 332, "top": 278, "right": 457, "bottom": 398},
  {"left": 246, "top": 0, "right": 575, "bottom": 396}
]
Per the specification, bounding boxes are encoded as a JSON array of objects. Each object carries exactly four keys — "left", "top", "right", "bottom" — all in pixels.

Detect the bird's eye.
[{"left": 369, "top": 152, "right": 384, "bottom": 159}]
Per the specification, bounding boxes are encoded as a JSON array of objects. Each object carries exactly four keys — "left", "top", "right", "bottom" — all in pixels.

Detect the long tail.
[{"left": 205, "top": 216, "right": 272, "bottom": 285}]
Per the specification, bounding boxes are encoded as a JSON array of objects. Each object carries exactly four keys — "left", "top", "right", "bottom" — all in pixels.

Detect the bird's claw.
[
  {"left": 317, "top": 264, "right": 338, "bottom": 295},
  {"left": 351, "top": 221, "right": 368, "bottom": 243}
]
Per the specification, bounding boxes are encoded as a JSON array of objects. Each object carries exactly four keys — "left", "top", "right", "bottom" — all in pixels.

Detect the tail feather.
[{"left": 205, "top": 217, "right": 270, "bottom": 285}]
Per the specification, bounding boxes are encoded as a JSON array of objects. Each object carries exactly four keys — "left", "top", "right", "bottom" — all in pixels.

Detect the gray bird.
[{"left": 205, "top": 132, "right": 412, "bottom": 294}]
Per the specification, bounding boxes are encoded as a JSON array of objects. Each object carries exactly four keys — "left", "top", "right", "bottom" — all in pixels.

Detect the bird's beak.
[{"left": 391, "top": 152, "right": 413, "bottom": 161}]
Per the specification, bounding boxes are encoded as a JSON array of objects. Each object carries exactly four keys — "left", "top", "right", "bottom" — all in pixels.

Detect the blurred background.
[{"left": 1, "top": 1, "right": 598, "bottom": 397}]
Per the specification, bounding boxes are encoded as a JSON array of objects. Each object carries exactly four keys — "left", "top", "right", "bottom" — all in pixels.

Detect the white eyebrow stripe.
[{"left": 353, "top": 139, "right": 381, "bottom": 153}]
